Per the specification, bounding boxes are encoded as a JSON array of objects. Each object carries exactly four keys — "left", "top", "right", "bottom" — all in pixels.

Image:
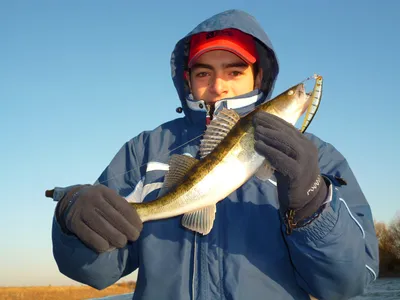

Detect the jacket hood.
[{"left": 170, "top": 9, "right": 280, "bottom": 120}]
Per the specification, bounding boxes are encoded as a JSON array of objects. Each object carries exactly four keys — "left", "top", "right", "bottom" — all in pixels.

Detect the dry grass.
[{"left": 0, "top": 281, "right": 136, "bottom": 300}]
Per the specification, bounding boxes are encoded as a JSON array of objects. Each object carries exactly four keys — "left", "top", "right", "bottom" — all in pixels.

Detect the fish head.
[{"left": 264, "top": 83, "right": 310, "bottom": 126}]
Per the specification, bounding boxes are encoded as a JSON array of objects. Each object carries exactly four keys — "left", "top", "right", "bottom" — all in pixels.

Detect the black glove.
[
  {"left": 253, "top": 112, "right": 328, "bottom": 230},
  {"left": 56, "top": 184, "right": 143, "bottom": 253}
]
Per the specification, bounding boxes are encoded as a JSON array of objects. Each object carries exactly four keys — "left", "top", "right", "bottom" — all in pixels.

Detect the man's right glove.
[{"left": 55, "top": 184, "right": 143, "bottom": 253}]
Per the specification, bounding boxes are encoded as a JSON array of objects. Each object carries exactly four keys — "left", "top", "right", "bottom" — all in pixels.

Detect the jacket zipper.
[{"left": 192, "top": 233, "right": 197, "bottom": 300}]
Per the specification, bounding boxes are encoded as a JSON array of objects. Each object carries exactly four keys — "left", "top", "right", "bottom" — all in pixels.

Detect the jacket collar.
[{"left": 183, "top": 89, "right": 267, "bottom": 125}]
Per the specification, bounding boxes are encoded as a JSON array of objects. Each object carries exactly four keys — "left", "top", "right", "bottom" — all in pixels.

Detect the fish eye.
[{"left": 288, "top": 90, "right": 294, "bottom": 96}]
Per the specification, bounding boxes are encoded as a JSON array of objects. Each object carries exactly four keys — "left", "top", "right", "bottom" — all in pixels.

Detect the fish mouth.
[{"left": 295, "top": 83, "right": 305, "bottom": 96}]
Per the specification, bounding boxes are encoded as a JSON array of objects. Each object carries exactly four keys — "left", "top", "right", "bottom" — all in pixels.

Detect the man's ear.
[{"left": 254, "top": 68, "right": 263, "bottom": 90}]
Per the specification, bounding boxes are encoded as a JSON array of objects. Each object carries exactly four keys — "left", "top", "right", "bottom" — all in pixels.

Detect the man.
[{"left": 50, "top": 9, "right": 379, "bottom": 300}]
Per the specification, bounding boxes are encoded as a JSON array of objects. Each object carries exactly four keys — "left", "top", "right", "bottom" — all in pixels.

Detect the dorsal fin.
[
  {"left": 181, "top": 204, "right": 217, "bottom": 235},
  {"left": 158, "top": 154, "right": 199, "bottom": 197},
  {"left": 199, "top": 109, "right": 240, "bottom": 159}
]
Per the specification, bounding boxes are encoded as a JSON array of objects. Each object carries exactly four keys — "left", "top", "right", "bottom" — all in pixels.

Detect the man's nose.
[{"left": 209, "top": 76, "right": 228, "bottom": 96}]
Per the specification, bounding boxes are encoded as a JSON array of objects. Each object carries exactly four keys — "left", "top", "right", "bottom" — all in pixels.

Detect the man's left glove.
[{"left": 253, "top": 111, "right": 328, "bottom": 230}]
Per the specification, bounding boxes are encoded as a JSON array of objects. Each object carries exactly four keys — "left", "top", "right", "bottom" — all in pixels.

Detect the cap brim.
[{"left": 188, "top": 40, "right": 256, "bottom": 68}]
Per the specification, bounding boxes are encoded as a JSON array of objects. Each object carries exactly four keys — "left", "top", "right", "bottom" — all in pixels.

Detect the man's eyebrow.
[
  {"left": 222, "top": 62, "right": 249, "bottom": 69},
  {"left": 190, "top": 63, "right": 214, "bottom": 70}
]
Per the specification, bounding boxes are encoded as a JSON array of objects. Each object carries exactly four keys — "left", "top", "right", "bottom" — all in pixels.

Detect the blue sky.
[{"left": 1, "top": 0, "right": 399, "bottom": 287}]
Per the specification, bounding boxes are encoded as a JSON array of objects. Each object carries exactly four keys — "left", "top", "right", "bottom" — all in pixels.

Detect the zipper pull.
[{"left": 205, "top": 104, "right": 211, "bottom": 125}]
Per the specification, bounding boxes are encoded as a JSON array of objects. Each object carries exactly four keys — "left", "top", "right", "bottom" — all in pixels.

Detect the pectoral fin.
[
  {"left": 182, "top": 204, "right": 217, "bottom": 235},
  {"left": 255, "top": 160, "right": 274, "bottom": 181},
  {"left": 158, "top": 154, "right": 199, "bottom": 197}
]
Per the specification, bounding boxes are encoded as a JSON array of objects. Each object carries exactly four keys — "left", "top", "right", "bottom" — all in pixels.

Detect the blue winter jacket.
[{"left": 51, "top": 9, "right": 379, "bottom": 300}]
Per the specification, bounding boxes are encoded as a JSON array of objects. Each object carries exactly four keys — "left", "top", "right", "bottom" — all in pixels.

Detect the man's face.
[{"left": 187, "top": 50, "right": 263, "bottom": 104}]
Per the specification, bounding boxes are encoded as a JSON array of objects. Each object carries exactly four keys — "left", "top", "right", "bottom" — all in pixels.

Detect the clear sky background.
[{"left": 1, "top": 0, "right": 399, "bottom": 287}]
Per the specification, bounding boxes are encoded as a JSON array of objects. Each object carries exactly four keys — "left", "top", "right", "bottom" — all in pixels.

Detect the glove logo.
[{"left": 307, "top": 175, "right": 321, "bottom": 196}]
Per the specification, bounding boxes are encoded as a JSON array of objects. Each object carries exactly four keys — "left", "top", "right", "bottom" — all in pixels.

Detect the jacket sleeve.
[
  {"left": 283, "top": 134, "right": 379, "bottom": 300},
  {"left": 51, "top": 138, "right": 143, "bottom": 290}
]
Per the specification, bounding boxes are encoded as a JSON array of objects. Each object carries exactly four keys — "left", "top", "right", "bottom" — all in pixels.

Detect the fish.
[{"left": 130, "top": 77, "right": 323, "bottom": 235}]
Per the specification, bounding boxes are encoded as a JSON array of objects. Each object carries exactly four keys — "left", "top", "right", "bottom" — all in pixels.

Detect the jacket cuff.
[
  {"left": 51, "top": 215, "right": 126, "bottom": 290},
  {"left": 52, "top": 215, "right": 87, "bottom": 250},
  {"left": 284, "top": 176, "right": 341, "bottom": 243}
]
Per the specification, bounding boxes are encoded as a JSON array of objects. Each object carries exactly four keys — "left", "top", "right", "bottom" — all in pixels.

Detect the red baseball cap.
[{"left": 188, "top": 28, "right": 257, "bottom": 68}]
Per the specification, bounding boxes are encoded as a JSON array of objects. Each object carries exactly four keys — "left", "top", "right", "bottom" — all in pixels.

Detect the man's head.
[{"left": 185, "top": 29, "right": 263, "bottom": 104}]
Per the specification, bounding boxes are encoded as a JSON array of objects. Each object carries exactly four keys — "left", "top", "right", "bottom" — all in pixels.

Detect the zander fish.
[{"left": 130, "top": 77, "right": 323, "bottom": 235}]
